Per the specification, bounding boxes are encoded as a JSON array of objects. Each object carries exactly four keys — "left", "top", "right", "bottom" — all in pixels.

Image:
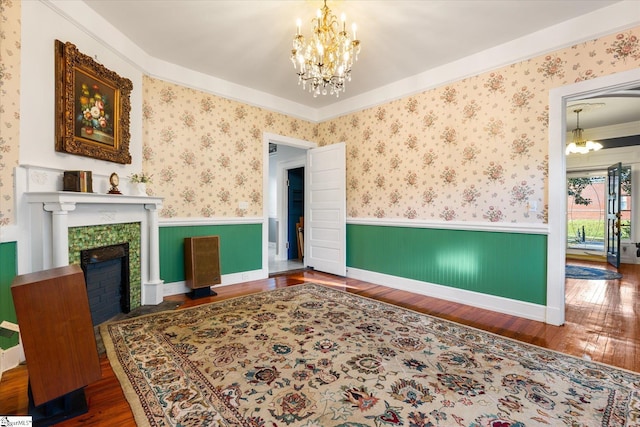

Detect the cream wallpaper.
[
  {"left": 316, "top": 29, "right": 640, "bottom": 223},
  {"left": 0, "top": 0, "right": 20, "bottom": 226},
  {"left": 0, "top": 1, "right": 638, "bottom": 228},
  {"left": 141, "top": 76, "right": 318, "bottom": 218},
  {"left": 142, "top": 27, "right": 639, "bottom": 223}
]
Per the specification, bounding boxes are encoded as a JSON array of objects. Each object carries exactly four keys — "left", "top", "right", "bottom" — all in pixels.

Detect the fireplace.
[
  {"left": 81, "top": 243, "right": 131, "bottom": 325},
  {"left": 21, "top": 181, "right": 164, "bottom": 306}
]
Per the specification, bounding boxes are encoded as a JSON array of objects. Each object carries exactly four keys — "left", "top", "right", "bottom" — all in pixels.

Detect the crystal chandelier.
[
  {"left": 566, "top": 108, "right": 603, "bottom": 155},
  {"left": 291, "top": 0, "right": 361, "bottom": 97}
]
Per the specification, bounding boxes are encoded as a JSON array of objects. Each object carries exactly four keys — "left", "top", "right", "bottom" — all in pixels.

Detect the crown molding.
[{"left": 45, "top": 0, "right": 640, "bottom": 123}]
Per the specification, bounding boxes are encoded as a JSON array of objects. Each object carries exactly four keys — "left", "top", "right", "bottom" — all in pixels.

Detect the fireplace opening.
[{"left": 80, "top": 243, "right": 131, "bottom": 325}]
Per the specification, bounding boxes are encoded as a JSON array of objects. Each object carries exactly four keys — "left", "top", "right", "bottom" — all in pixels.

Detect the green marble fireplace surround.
[{"left": 68, "top": 222, "right": 142, "bottom": 309}]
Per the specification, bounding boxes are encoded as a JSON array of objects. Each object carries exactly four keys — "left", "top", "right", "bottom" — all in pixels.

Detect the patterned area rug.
[
  {"left": 94, "top": 300, "right": 183, "bottom": 355},
  {"left": 566, "top": 265, "right": 623, "bottom": 280},
  {"left": 101, "top": 283, "right": 640, "bottom": 426}
]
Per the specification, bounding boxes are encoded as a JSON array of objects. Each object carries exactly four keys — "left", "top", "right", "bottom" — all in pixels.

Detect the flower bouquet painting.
[
  {"left": 75, "top": 73, "right": 116, "bottom": 147},
  {"left": 55, "top": 40, "right": 133, "bottom": 164}
]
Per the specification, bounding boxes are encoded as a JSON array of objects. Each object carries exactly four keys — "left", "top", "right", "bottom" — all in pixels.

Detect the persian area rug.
[
  {"left": 101, "top": 283, "right": 640, "bottom": 427},
  {"left": 566, "top": 264, "right": 623, "bottom": 280}
]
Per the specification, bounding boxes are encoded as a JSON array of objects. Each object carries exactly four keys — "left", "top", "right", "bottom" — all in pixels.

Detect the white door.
[{"left": 305, "top": 142, "right": 346, "bottom": 276}]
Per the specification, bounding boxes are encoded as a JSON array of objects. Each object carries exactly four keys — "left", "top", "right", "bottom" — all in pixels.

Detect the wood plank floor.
[{"left": 1, "top": 260, "right": 638, "bottom": 425}]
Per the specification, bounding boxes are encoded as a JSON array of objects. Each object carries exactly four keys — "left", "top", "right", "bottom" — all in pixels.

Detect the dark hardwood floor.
[{"left": 1, "top": 260, "right": 638, "bottom": 425}]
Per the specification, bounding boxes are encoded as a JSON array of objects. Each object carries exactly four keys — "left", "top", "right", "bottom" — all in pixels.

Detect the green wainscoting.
[
  {"left": 0, "top": 241, "right": 18, "bottom": 350},
  {"left": 159, "top": 224, "right": 262, "bottom": 283},
  {"left": 346, "top": 224, "right": 547, "bottom": 304}
]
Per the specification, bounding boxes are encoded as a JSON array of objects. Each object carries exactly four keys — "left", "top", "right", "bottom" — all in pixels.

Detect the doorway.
[
  {"left": 269, "top": 147, "right": 306, "bottom": 274},
  {"left": 287, "top": 167, "right": 305, "bottom": 260},
  {"left": 262, "top": 133, "right": 347, "bottom": 278},
  {"left": 547, "top": 67, "right": 640, "bottom": 326},
  {"left": 264, "top": 134, "right": 314, "bottom": 275}
]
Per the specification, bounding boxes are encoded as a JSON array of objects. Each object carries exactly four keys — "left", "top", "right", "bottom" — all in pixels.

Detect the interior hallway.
[{"left": 268, "top": 242, "right": 304, "bottom": 274}]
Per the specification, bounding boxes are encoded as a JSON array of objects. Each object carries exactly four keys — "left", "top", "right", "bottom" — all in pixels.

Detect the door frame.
[
  {"left": 547, "top": 67, "right": 640, "bottom": 326},
  {"left": 262, "top": 132, "right": 317, "bottom": 275},
  {"left": 276, "top": 158, "right": 306, "bottom": 262},
  {"left": 607, "top": 162, "right": 622, "bottom": 268}
]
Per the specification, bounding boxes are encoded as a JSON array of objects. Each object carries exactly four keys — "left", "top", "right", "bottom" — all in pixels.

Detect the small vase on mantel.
[
  {"left": 132, "top": 182, "right": 147, "bottom": 196},
  {"left": 128, "top": 173, "right": 152, "bottom": 196}
]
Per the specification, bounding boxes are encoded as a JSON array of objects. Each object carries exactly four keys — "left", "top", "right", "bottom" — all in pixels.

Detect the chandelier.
[
  {"left": 566, "top": 108, "right": 603, "bottom": 155},
  {"left": 291, "top": 0, "right": 361, "bottom": 97}
]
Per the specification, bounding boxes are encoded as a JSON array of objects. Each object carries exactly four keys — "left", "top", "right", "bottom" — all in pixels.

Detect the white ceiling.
[{"left": 82, "top": 0, "right": 639, "bottom": 131}]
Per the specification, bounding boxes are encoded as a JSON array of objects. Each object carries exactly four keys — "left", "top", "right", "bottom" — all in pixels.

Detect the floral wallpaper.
[
  {"left": 141, "top": 76, "right": 318, "bottom": 218},
  {"left": 0, "top": 2, "right": 638, "bottom": 228},
  {"left": 314, "top": 28, "right": 640, "bottom": 223},
  {"left": 0, "top": 0, "right": 20, "bottom": 226},
  {"left": 142, "top": 28, "right": 639, "bottom": 224}
]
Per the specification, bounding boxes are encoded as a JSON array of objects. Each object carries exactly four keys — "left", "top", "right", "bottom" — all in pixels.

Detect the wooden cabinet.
[
  {"left": 11, "top": 265, "right": 101, "bottom": 409},
  {"left": 184, "top": 236, "right": 221, "bottom": 297}
]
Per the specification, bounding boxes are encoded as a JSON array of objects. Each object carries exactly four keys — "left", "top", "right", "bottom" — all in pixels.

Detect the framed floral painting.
[{"left": 55, "top": 40, "right": 132, "bottom": 164}]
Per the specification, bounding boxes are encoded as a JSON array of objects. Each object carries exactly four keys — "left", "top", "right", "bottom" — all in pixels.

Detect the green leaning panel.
[
  {"left": 159, "top": 224, "right": 262, "bottom": 283},
  {"left": 0, "top": 241, "right": 18, "bottom": 350},
  {"left": 346, "top": 224, "right": 547, "bottom": 305}
]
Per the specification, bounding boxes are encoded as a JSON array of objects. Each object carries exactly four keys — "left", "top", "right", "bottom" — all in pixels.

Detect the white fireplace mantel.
[{"left": 23, "top": 191, "right": 164, "bottom": 305}]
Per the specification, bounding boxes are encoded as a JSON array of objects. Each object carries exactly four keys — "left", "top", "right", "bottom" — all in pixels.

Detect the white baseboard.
[
  {"left": 346, "top": 267, "right": 547, "bottom": 323},
  {"left": 161, "top": 266, "right": 549, "bottom": 323},
  {"left": 163, "top": 269, "right": 267, "bottom": 297}
]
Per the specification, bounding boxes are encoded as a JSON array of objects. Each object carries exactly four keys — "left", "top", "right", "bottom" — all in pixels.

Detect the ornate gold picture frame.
[{"left": 55, "top": 40, "right": 132, "bottom": 164}]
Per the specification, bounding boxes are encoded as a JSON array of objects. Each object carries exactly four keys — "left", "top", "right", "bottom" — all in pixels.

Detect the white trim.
[
  {"left": 573, "top": 121, "right": 640, "bottom": 142},
  {"left": 348, "top": 217, "right": 548, "bottom": 235},
  {"left": 43, "top": 0, "right": 640, "bottom": 122},
  {"left": 276, "top": 157, "right": 306, "bottom": 261},
  {"left": 547, "top": 67, "right": 640, "bottom": 326},
  {"left": 159, "top": 217, "right": 263, "bottom": 227},
  {"left": 0, "top": 225, "right": 19, "bottom": 243},
  {"left": 347, "top": 267, "right": 546, "bottom": 323},
  {"left": 320, "top": 1, "right": 640, "bottom": 121},
  {"left": 42, "top": 0, "right": 319, "bottom": 123},
  {"left": 0, "top": 321, "right": 24, "bottom": 379},
  {"left": 162, "top": 269, "right": 266, "bottom": 297}
]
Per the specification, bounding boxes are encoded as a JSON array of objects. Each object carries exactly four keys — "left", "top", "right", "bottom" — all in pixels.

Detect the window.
[
  {"left": 567, "top": 166, "right": 632, "bottom": 253},
  {"left": 567, "top": 174, "right": 606, "bottom": 252},
  {"left": 620, "top": 166, "right": 632, "bottom": 240}
]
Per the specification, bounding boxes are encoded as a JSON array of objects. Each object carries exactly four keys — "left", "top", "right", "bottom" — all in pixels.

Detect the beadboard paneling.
[
  {"left": 347, "top": 224, "right": 547, "bottom": 304},
  {"left": 159, "top": 224, "right": 262, "bottom": 283}
]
